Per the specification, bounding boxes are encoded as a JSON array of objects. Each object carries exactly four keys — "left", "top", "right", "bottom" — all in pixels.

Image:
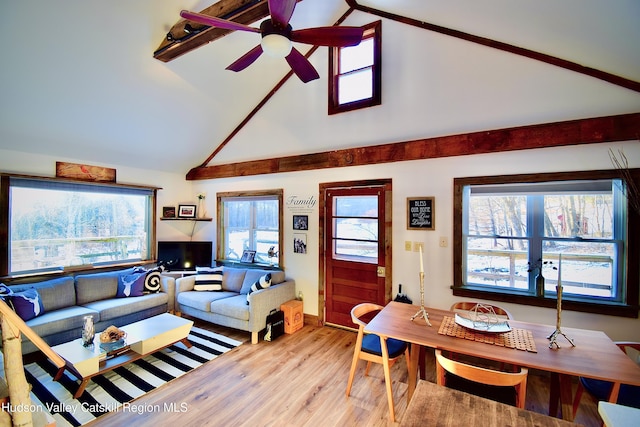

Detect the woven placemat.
[{"left": 438, "top": 316, "right": 537, "bottom": 353}]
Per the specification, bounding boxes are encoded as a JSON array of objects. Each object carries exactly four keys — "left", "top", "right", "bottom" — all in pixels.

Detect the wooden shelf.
[{"left": 160, "top": 217, "right": 212, "bottom": 221}]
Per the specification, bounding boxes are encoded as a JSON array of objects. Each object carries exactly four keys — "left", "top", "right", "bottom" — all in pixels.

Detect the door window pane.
[{"left": 332, "top": 195, "right": 379, "bottom": 262}]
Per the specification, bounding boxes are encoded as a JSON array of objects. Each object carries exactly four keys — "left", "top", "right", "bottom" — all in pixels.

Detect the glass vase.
[{"left": 82, "top": 315, "right": 95, "bottom": 347}]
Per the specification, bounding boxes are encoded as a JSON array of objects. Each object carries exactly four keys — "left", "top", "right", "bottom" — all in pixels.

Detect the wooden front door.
[{"left": 322, "top": 181, "right": 392, "bottom": 329}]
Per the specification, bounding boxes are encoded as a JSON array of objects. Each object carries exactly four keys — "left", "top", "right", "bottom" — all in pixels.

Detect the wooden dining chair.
[
  {"left": 450, "top": 301, "right": 513, "bottom": 321},
  {"left": 572, "top": 341, "right": 640, "bottom": 417},
  {"left": 435, "top": 349, "right": 529, "bottom": 408},
  {"left": 346, "top": 302, "right": 410, "bottom": 422}
]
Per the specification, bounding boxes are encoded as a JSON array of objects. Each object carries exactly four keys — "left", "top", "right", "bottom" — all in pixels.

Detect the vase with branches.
[
  {"left": 196, "top": 192, "right": 206, "bottom": 218},
  {"left": 528, "top": 258, "right": 556, "bottom": 297}
]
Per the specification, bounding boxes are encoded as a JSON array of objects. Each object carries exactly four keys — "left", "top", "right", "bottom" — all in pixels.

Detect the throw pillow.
[
  {"left": 194, "top": 267, "right": 224, "bottom": 291},
  {"left": 246, "top": 273, "right": 272, "bottom": 304},
  {"left": 10, "top": 288, "right": 45, "bottom": 321},
  {"left": 116, "top": 273, "right": 146, "bottom": 298},
  {"left": 0, "top": 283, "right": 11, "bottom": 301},
  {"left": 132, "top": 266, "right": 164, "bottom": 293}
]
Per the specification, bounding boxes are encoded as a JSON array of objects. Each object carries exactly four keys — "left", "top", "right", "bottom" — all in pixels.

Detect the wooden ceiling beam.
[
  {"left": 185, "top": 112, "right": 640, "bottom": 180},
  {"left": 154, "top": 0, "right": 269, "bottom": 62}
]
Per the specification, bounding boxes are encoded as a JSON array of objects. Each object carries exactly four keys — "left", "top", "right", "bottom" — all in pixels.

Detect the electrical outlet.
[
  {"left": 413, "top": 242, "right": 424, "bottom": 252},
  {"left": 439, "top": 237, "right": 448, "bottom": 247},
  {"left": 404, "top": 241, "right": 412, "bottom": 251}
]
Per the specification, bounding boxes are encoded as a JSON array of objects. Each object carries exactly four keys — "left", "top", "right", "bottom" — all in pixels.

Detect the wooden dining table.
[{"left": 364, "top": 301, "right": 640, "bottom": 421}]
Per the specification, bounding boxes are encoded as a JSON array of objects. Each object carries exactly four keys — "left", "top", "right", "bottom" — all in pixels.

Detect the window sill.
[
  {"left": 160, "top": 217, "right": 212, "bottom": 221},
  {"left": 453, "top": 287, "right": 638, "bottom": 318},
  {"left": 215, "top": 259, "right": 282, "bottom": 271}
]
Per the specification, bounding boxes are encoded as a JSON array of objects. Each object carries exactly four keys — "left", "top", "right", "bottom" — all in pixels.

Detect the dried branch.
[{"left": 609, "top": 145, "right": 640, "bottom": 215}]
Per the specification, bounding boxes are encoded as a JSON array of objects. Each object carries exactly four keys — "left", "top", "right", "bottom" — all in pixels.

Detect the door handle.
[{"left": 377, "top": 266, "right": 386, "bottom": 277}]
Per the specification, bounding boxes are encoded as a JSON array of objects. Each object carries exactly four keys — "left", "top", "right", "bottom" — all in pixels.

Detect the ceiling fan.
[{"left": 180, "top": 0, "right": 364, "bottom": 83}]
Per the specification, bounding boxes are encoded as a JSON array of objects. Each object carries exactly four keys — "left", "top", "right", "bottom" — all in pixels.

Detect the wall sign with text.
[{"left": 407, "top": 197, "right": 435, "bottom": 230}]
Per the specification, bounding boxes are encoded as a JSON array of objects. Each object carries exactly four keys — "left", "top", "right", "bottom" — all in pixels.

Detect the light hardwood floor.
[{"left": 87, "top": 321, "right": 602, "bottom": 426}]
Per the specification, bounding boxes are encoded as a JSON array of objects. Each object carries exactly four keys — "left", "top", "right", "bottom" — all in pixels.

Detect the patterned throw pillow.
[
  {"left": 246, "top": 273, "right": 272, "bottom": 304},
  {"left": 9, "top": 288, "right": 45, "bottom": 321},
  {"left": 116, "top": 273, "right": 146, "bottom": 297},
  {"left": 194, "top": 267, "right": 224, "bottom": 291},
  {"left": 133, "top": 266, "right": 164, "bottom": 293}
]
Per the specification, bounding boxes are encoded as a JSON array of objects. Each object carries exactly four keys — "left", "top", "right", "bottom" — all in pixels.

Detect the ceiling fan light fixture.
[{"left": 261, "top": 33, "right": 292, "bottom": 58}]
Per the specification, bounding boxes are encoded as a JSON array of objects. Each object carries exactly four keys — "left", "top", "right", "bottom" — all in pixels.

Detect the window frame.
[
  {"left": 0, "top": 172, "right": 158, "bottom": 278},
  {"left": 328, "top": 20, "right": 381, "bottom": 115},
  {"left": 216, "top": 189, "right": 283, "bottom": 267},
  {"left": 453, "top": 169, "right": 640, "bottom": 318}
]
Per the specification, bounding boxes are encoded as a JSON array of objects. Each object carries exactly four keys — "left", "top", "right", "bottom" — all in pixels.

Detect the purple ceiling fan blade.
[
  {"left": 180, "top": 10, "right": 261, "bottom": 33},
  {"left": 291, "top": 26, "right": 364, "bottom": 47},
  {"left": 285, "top": 47, "right": 320, "bottom": 83},
  {"left": 268, "top": 0, "right": 297, "bottom": 27},
  {"left": 226, "top": 45, "right": 264, "bottom": 72}
]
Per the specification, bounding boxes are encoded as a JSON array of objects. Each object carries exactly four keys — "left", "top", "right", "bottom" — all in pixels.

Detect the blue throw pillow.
[
  {"left": 116, "top": 273, "right": 146, "bottom": 298},
  {"left": 10, "top": 288, "right": 45, "bottom": 321}
]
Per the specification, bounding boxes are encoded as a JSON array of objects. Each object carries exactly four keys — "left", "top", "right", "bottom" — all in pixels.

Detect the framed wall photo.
[
  {"left": 162, "top": 206, "right": 176, "bottom": 218},
  {"left": 293, "top": 233, "right": 307, "bottom": 254},
  {"left": 407, "top": 197, "right": 435, "bottom": 230},
  {"left": 178, "top": 204, "right": 197, "bottom": 218},
  {"left": 293, "top": 215, "right": 308, "bottom": 230},
  {"left": 240, "top": 250, "right": 256, "bottom": 263}
]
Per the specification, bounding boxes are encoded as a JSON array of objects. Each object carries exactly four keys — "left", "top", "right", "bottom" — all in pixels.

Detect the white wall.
[
  {"left": 3, "top": 137, "right": 640, "bottom": 341},
  {"left": 190, "top": 139, "right": 640, "bottom": 342}
]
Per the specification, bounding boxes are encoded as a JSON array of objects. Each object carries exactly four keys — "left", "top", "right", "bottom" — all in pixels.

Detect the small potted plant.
[
  {"left": 267, "top": 246, "right": 278, "bottom": 265},
  {"left": 196, "top": 192, "right": 206, "bottom": 218}
]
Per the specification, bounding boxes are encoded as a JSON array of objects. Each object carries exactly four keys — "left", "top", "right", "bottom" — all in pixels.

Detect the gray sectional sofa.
[
  {"left": 175, "top": 267, "right": 295, "bottom": 344},
  {"left": 3, "top": 267, "right": 174, "bottom": 355}
]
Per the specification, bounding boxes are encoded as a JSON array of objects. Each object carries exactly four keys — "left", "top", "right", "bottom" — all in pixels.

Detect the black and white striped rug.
[{"left": 24, "top": 326, "right": 242, "bottom": 427}]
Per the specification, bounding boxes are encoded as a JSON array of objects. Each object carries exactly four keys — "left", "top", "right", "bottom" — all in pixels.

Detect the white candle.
[
  {"left": 419, "top": 245, "right": 424, "bottom": 273},
  {"left": 557, "top": 254, "right": 562, "bottom": 287},
  {"left": 557, "top": 254, "right": 562, "bottom": 309}
]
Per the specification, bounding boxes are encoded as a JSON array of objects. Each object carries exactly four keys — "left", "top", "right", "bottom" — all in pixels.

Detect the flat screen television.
[{"left": 157, "top": 241, "right": 213, "bottom": 271}]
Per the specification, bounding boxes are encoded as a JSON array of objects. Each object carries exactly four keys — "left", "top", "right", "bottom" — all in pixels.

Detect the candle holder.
[
  {"left": 547, "top": 254, "right": 575, "bottom": 349},
  {"left": 547, "top": 285, "right": 575, "bottom": 348},
  {"left": 411, "top": 272, "right": 432, "bottom": 326}
]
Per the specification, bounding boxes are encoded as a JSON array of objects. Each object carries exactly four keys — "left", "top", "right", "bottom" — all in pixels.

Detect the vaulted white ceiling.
[{"left": 1, "top": 0, "right": 639, "bottom": 176}]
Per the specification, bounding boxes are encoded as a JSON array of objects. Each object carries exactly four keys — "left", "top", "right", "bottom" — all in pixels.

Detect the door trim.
[{"left": 318, "top": 179, "right": 393, "bottom": 326}]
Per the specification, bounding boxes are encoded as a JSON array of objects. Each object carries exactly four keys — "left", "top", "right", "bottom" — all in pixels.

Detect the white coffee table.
[{"left": 52, "top": 313, "right": 193, "bottom": 398}]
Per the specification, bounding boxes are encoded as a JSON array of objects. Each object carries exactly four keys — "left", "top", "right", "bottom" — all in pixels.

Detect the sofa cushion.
[
  {"left": 210, "top": 294, "right": 251, "bottom": 321},
  {"left": 10, "top": 288, "right": 45, "bottom": 321},
  {"left": 75, "top": 268, "right": 136, "bottom": 304},
  {"left": 177, "top": 290, "right": 238, "bottom": 312},
  {"left": 240, "top": 269, "right": 284, "bottom": 294},
  {"left": 7, "top": 277, "right": 76, "bottom": 312},
  {"left": 82, "top": 293, "right": 168, "bottom": 322},
  {"left": 194, "top": 267, "right": 224, "bottom": 291},
  {"left": 223, "top": 268, "right": 247, "bottom": 293},
  {"left": 116, "top": 273, "right": 146, "bottom": 297},
  {"left": 246, "top": 273, "right": 271, "bottom": 304},
  {"left": 25, "top": 306, "right": 98, "bottom": 338}
]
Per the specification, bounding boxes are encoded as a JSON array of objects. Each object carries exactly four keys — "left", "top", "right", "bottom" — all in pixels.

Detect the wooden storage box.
[{"left": 280, "top": 300, "right": 304, "bottom": 334}]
